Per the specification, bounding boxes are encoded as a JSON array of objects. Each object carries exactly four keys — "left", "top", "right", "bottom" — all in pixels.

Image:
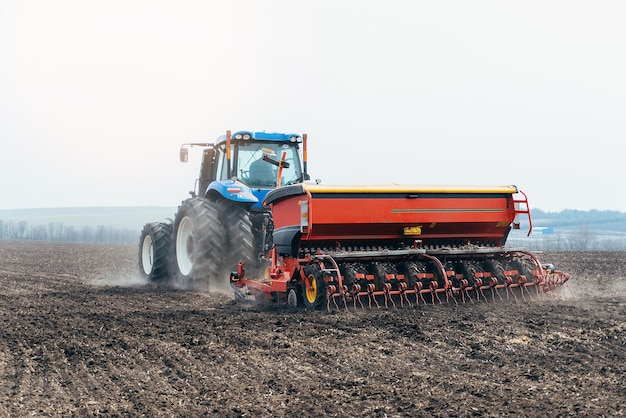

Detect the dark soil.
[{"left": 0, "top": 240, "right": 624, "bottom": 417}]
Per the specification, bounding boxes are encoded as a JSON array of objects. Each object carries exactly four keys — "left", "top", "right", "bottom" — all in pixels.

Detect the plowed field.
[{"left": 1, "top": 240, "right": 624, "bottom": 417}]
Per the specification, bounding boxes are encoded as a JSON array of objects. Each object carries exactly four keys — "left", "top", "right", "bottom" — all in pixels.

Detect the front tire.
[
  {"left": 138, "top": 222, "right": 172, "bottom": 282},
  {"left": 171, "top": 198, "right": 226, "bottom": 287}
]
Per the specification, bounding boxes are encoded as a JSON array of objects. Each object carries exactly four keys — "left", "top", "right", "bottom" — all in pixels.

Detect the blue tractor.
[{"left": 138, "top": 130, "right": 309, "bottom": 286}]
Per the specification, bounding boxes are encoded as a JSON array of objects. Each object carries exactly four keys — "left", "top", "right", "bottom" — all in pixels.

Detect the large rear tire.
[
  {"left": 171, "top": 198, "right": 226, "bottom": 287},
  {"left": 138, "top": 222, "right": 172, "bottom": 282},
  {"left": 216, "top": 200, "right": 258, "bottom": 277}
]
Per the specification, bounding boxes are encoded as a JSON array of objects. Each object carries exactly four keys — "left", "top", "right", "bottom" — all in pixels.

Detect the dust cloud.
[
  {"left": 568, "top": 274, "right": 626, "bottom": 306},
  {"left": 90, "top": 272, "right": 150, "bottom": 288},
  {"left": 166, "top": 267, "right": 236, "bottom": 300}
]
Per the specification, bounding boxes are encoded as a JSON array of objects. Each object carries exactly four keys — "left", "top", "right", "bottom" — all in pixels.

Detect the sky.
[{"left": 1, "top": 1, "right": 625, "bottom": 212}]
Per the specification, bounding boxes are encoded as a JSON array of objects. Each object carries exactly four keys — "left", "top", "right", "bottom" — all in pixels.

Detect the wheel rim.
[
  {"left": 176, "top": 216, "right": 194, "bottom": 275},
  {"left": 141, "top": 234, "right": 154, "bottom": 275},
  {"left": 305, "top": 274, "right": 317, "bottom": 304}
]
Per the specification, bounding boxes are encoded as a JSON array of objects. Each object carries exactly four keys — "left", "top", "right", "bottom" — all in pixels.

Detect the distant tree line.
[
  {"left": 0, "top": 219, "right": 138, "bottom": 244},
  {"left": 507, "top": 224, "right": 626, "bottom": 251},
  {"left": 533, "top": 208, "right": 626, "bottom": 230}
]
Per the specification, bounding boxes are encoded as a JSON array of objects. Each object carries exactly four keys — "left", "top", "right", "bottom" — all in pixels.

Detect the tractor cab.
[
  {"left": 235, "top": 141, "right": 303, "bottom": 188},
  {"left": 180, "top": 130, "right": 308, "bottom": 210}
]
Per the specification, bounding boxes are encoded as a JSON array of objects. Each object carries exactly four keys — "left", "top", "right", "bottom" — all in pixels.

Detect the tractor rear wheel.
[
  {"left": 302, "top": 264, "right": 326, "bottom": 310},
  {"left": 216, "top": 200, "right": 258, "bottom": 276},
  {"left": 138, "top": 222, "right": 172, "bottom": 281},
  {"left": 172, "top": 198, "right": 226, "bottom": 287}
]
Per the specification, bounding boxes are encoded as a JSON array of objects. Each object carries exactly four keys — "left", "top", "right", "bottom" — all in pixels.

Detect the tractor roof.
[{"left": 215, "top": 131, "right": 302, "bottom": 144}]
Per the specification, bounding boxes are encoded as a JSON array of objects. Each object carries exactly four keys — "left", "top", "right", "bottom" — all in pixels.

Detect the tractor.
[{"left": 138, "top": 130, "right": 308, "bottom": 287}]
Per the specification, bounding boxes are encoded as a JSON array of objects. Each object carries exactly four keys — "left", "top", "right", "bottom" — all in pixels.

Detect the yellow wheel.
[
  {"left": 305, "top": 273, "right": 318, "bottom": 303},
  {"left": 303, "top": 264, "right": 325, "bottom": 310}
]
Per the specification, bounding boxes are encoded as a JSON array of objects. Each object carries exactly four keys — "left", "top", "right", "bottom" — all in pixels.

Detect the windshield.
[{"left": 236, "top": 141, "right": 303, "bottom": 188}]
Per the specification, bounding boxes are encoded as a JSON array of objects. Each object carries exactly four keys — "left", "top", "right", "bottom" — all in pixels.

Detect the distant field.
[{"left": 0, "top": 207, "right": 176, "bottom": 230}]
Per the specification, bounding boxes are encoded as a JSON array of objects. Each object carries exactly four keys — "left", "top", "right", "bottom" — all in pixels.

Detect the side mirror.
[{"left": 179, "top": 147, "right": 188, "bottom": 163}]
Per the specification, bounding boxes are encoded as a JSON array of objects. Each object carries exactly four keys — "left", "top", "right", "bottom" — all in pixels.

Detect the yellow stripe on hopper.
[{"left": 302, "top": 184, "right": 518, "bottom": 194}]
